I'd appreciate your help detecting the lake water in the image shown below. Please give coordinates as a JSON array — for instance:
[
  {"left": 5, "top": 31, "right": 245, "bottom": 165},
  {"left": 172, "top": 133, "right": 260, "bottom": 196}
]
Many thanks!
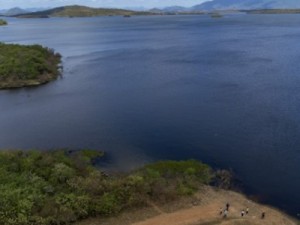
[{"left": 0, "top": 14, "right": 300, "bottom": 217}]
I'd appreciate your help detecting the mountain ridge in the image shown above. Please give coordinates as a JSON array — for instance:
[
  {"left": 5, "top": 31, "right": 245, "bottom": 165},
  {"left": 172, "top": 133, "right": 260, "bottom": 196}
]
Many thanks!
[
  {"left": 6, "top": 1, "right": 300, "bottom": 18},
  {"left": 15, "top": 5, "right": 152, "bottom": 18},
  {"left": 192, "top": 0, "right": 300, "bottom": 10}
]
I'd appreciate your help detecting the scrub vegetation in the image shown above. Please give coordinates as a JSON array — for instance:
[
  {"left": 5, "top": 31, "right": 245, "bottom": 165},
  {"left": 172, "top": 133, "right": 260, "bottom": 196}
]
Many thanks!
[
  {"left": 0, "top": 149, "right": 213, "bottom": 225},
  {"left": 0, "top": 19, "right": 7, "bottom": 25},
  {"left": 0, "top": 43, "right": 61, "bottom": 89}
]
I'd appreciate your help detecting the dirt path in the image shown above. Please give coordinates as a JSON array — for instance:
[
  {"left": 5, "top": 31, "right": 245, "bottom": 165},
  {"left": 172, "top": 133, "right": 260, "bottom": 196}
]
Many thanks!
[
  {"left": 132, "top": 187, "right": 298, "bottom": 225},
  {"left": 132, "top": 201, "right": 219, "bottom": 225}
]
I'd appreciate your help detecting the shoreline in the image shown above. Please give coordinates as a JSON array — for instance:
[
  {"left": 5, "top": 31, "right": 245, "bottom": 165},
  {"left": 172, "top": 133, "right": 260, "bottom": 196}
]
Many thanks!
[
  {"left": 96, "top": 157, "right": 299, "bottom": 220},
  {"left": 76, "top": 186, "right": 299, "bottom": 225},
  {"left": 0, "top": 74, "right": 59, "bottom": 89},
  {"left": 0, "top": 149, "right": 298, "bottom": 224}
]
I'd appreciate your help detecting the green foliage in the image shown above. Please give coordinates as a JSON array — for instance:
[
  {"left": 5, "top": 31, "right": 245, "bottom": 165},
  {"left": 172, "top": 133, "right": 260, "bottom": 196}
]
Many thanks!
[
  {"left": 0, "top": 43, "right": 61, "bottom": 88},
  {"left": 0, "top": 150, "right": 212, "bottom": 225},
  {"left": 135, "top": 160, "right": 212, "bottom": 202},
  {"left": 143, "top": 160, "right": 212, "bottom": 183},
  {"left": 0, "top": 19, "right": 7, "bottom": 26}
]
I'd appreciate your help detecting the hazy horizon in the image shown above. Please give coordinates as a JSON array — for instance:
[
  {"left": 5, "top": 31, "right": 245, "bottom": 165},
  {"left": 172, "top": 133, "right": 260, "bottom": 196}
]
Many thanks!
[{"left": 0, "top": 0, "right": 208, "bottom": 10}]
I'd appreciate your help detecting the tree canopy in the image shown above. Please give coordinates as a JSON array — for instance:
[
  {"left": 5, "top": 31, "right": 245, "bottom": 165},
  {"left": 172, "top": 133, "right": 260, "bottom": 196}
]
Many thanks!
[
  {"left": 0, "top": 43, "right": 61, "bottom": 89},
  {"left": 0, "top": 149, "right": 212, "bottom": 224}
]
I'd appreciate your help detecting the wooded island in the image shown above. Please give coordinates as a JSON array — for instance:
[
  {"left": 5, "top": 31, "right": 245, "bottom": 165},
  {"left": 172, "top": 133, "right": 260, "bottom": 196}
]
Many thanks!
[{"left": 0, "top": 43, "right": 61, "bottom": 89}]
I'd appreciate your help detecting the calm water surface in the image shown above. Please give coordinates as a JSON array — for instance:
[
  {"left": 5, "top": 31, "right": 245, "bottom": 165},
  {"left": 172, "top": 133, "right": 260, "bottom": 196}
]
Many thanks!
[{"left": 0, "top": 15, "right": 300, "bottom": 216}]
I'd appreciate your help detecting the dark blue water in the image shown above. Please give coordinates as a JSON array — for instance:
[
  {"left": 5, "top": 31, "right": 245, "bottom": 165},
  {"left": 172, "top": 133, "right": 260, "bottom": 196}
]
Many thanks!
[{"left": 0, "top": 14, "right": 300, "bottom": 217}]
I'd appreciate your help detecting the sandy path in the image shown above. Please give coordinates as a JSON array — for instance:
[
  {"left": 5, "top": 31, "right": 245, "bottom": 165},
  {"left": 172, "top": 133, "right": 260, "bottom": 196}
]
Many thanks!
[
  {"left": 132, "top": 188, "right": 298, "bottom": 225},
  {"left": 76, "top": 186, "right": 299, "bottom": 225},
  {"left": 132, "top": 202, "right": 219, "bottom": 225}
]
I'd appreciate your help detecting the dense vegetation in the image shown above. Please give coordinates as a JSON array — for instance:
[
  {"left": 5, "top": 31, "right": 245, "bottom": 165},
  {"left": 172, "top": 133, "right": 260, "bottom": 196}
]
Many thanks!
[
  {"left": 17, "top": 5, "right": 153, "bottom": 18},
  {"left": 0, "top": 150, "right": 212, "bottom": 225},
  {"left": 0, "top": 19, "right": 7, "bottom": 25},
  {"left": 246, "top": 9, "right": 300, "bottom": 14},
  {"left": 0, "top": 43, "right": 61, "bottom": 89}
]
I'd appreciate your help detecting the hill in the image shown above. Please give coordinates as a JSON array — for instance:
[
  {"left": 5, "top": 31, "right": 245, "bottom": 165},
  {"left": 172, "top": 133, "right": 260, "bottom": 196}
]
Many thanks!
[
  {"left": 162, "top": 6, "right": 188, "bottom": 13},
  {"left": 192, "top": 0, "right": 300, "bottom": 10},
  {"left": 2, "top": 7, "right": 28, "bottom": 16},
  {"left": 0, "top": 7, "right": 47, "bottom": 16},
  {"left": 16, "top": 5, "right": 152, "bottom": 18},
  {"left": 247, "top": 9, "right": 300, "bottom": 14}
]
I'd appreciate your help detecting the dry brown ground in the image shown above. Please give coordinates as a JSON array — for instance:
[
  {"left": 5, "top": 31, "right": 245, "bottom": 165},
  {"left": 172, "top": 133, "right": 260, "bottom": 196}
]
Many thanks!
[{"left": 76, "top": 186, "right": 299, "bottom": 225}]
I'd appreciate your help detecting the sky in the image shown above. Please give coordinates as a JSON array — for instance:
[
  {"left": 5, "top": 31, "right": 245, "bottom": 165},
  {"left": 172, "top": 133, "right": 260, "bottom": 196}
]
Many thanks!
[{"left": 0, "top": 0, "right": 209, "bottom": 9}]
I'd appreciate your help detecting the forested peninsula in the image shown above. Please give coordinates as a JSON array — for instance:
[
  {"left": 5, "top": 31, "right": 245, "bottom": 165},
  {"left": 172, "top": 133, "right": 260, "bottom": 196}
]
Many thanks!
[
  {"left": 0, "top": 149, "right": 212, "bottom": 224},
  {"left": 0, "top": 43, "right": 61, "bottom": 89},
  {"left": 0, "top": 149, "right": 297, "bottom": 225}
]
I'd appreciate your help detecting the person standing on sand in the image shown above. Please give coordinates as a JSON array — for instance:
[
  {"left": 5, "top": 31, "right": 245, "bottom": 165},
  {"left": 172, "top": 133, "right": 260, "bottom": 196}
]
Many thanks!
[
  {"left": 226, "top": 203, "right": 230, "bottom": 211},
  {"left": 241, "top": 210, "right": 245, "bottom": 217},
  {"left": 246, "top": 207, "right": 249, "bottom": 214},
  {"left": 261, "top": 212, "right": 265, "bottom": 219},
  {"left": 223, "top": 209, "right": 228, "bottom": 218}
]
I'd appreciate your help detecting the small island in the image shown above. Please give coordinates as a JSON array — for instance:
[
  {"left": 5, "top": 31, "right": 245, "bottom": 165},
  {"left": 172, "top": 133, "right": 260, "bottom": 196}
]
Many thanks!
[
  {"left": 210, "top": 12, "right": 223, "bottom": 18},
  {"left": 0, "top": 19, "right": 8, "bottom": 25},
  {"left": 0, "top": 43, "right": 62, "bottom": 89}
]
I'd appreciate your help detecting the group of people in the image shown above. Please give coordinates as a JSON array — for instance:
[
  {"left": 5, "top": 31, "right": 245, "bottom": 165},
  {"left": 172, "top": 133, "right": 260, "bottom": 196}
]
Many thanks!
[
  {"left": 219, "top": 203, "right": 230, "bottom": 218},
  {"left": 219, "top": 202, "right": 266, "bottom": 220},
  {"left": 240, "top": 207, "right": 249, "bottom": 217}
]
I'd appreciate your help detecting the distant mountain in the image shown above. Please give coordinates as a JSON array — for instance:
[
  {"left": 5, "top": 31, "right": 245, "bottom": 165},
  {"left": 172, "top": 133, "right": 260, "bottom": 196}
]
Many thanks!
[
  {"left": 148, "top": 8, "right": 164, "bottom": 14},
  {"left": 124, "top": 7, "right": 148, "bottom": 11},
  {"left": 192, "top": 0, "right": 300, "bottom": 10},
  {"left": 0, "top": 7, "right": 29, "bottom": 16},
  {"left": 162, "top": 6, "right": 188, "bottom": 12},
  {"left": 3, "top": 7, "right": 28, "bottom": 16},
  {"left": 148, "top": 6, "right": 191, "bottom": 14},
  {"left": 0, "top": 7, "right": 47, "bottom": 16},
  {"left": 16, "top": 5, "right": 152, "bottom": 18},
  {"left": 25, "top": 7, "right": 50, "bottom": 12}
]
